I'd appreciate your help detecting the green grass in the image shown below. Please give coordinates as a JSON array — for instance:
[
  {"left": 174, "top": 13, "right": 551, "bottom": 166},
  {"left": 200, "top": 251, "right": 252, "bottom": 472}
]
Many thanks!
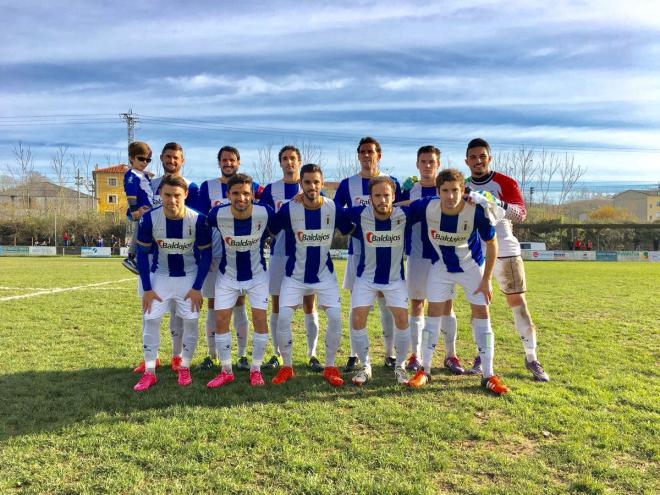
[{"left": 0, "top": 258, "right": 658, "bottom": 494}]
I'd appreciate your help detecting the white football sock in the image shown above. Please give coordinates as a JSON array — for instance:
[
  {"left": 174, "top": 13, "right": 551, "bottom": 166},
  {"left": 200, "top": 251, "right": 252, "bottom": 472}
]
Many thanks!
[
  {"left": 215, "top": 332, "right": 233, "bottom": 373},
  {"left": 394, "top": 327, "right": 411, "bottom": 369},
  {"left": 512, "top": 304, "right": 537, "bottom": 362},
  {"left": 251, "top": 332, "right": 269, "bottom": 370},
  {"left": 205, "top": 308, "right": 216, "bottom": 358},
  {"left": 143, "top": 317, "right": 162, "bottom": 372},
  {"left": 269, "top": 312, "right": 279, "bottom": 355},
  {"left": 441, "top": 312, "right": 458, "bottom": 357},
  {"left": 351, "top": 328, "right": 371, "bottom": 368},
  {"left": 324, "top": 307, "right": 342, "bottom": 367},
  {"left": 233, "top": 305, "right": 249, "bottom": 357},
  {"left": 169, "top": 314, "right": 183, "bottom": 357},
  {"left": 378, "top": 297, "right": 394, "bottom": 356},
  {"left": 181, "top": 318, "right": 199, "bottom": 368},
  {"left": 277, "top": 306, "right": 295, "bottom": 367},
  {"left": 409, "top": 315, "right": 424, "bottom": 357},
  {"left": 472, "top": 318, "right": 494, "bottom": 378},
  {"left": 422, "top": 316, "right": 441, "bottom": 371},
  {"left": 304, "top": 312, "right": 319, "bottom": 358}
]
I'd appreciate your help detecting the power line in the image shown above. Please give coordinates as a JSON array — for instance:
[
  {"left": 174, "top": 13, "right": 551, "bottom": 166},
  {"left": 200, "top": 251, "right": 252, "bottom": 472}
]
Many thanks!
[{"left": 2, "top": 112, "right": 660, "bottom": 154}]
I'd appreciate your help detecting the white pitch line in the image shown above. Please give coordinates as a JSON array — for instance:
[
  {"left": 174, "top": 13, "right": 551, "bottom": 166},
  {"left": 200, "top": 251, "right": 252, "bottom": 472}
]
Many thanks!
[{"left": 0, "top": 278, "right": 134, "bottom": 302}]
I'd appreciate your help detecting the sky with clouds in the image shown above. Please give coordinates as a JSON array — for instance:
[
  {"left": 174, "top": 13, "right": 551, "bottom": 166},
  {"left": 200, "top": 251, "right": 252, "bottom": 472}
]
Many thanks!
[{"left": 1, "top": 0, "right": 659, "bottom": 187}]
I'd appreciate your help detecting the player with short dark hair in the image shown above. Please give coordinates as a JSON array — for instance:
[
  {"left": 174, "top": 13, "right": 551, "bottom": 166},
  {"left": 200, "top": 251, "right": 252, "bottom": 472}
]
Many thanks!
[
  {"left": 259, "top": 146, "right": 321, "bottom": 372},
  {"left": 462, "top": 138, "right": 549, "bottom": 382},
  {"left": 333, "top": 137, "right": 403, "bottom": 373},
  {"left": 271, "top": 164, "right": 354, "bottom": 387},
  {"left": 407, "top": 169, "right": 509, "bottom": 394},
  {"left": 133, "top": 174, "right": 212, "bottom": 391},
  {"left": 205, "top": 174, "right": 277, "bottom": 388},
  {"left": 195, "top": 146, "right": 264, "bottom": 372}
]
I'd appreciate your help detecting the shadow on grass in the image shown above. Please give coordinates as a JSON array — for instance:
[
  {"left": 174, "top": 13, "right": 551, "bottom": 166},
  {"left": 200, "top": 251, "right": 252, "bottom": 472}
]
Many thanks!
[{"left": 0, "top": 364, "right": 501, "bottom": 440}]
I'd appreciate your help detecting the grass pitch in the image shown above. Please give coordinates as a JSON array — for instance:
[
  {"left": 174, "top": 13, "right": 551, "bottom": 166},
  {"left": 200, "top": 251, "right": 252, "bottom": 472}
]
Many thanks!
[{"left": 0, "top": 257, "right": 658, "bottom": 494}]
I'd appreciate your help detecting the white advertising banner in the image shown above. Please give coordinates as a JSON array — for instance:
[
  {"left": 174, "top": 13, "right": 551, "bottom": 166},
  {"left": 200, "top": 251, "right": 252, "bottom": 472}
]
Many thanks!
[
  {"left": 647, "top": 251, "right": 660, "bottom": 262},
  {"left": 120, "top": 247, "right": 129, "bottom": 257},
  {"left": 617, "top": 251, "right": 644, "bottom": 261},
  {"left": 81, "top": 247, "right": 112, "bottom": 258},
  {"left": 529, "top": 250, "right": 555, "bottom": 261},
  {"left": 29, "top": 246, "right": 57, "bottom": 256}
]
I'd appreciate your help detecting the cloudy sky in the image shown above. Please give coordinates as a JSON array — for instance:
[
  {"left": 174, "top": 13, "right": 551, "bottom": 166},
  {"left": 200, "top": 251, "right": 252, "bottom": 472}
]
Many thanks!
[{"left": 1, "top": 0, "right": 659, "bottom": 187}]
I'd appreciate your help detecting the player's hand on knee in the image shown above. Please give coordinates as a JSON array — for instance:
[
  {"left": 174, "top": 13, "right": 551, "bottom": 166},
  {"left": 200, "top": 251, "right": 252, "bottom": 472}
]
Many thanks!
[
  {"left": 474, "top": 279, "right": 492, "bottom": 304},
  {"left": 142, "top": 290, "right": 162, "bottom": 314},
  {"left": 185, "top": 289, "right": 203, "bottom": 312}
]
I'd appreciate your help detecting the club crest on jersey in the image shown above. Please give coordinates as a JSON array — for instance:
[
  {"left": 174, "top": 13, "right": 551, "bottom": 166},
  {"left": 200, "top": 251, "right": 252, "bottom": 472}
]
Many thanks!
[
  {"left": 429, "top": 229, "right": 469, "bottom": 247},
  {"left": 296, "top": 229, "right": 333, "bottom": 246},
  {"left": 188, "top": 225, "right": 193, "bottom": 236},
  {"left": 365, "top": 231, "right": 402, "bottom": 247},
  {"left": 462, "top": 220, "right": 469, "bottom": 231}
]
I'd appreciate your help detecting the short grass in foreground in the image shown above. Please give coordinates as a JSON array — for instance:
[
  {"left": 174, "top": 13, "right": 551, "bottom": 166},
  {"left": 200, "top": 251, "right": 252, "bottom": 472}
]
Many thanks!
[{"left": 0, "top": 257, "right": 658, "bottom": 494}]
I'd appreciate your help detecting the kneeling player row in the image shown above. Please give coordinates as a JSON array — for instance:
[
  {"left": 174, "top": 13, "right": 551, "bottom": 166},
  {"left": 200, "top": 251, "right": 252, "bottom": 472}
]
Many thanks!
[{"left": 133, "top": 165, "right": 519, "bottom": 395}]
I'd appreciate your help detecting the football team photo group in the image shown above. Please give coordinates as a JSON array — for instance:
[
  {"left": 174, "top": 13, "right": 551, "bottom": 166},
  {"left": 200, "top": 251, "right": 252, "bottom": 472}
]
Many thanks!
[{"left": 124, "top": 136, "right": 550, "bottom": 395}]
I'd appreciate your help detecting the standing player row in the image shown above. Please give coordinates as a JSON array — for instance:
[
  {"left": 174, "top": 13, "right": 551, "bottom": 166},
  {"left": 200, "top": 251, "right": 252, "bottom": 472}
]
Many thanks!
[{"left": 126, "top": 138, "right": 549, "bottom": 393}]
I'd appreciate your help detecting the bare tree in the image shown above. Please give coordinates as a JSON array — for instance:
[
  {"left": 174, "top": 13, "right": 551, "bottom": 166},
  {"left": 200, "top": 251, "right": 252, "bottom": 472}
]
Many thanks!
[
  {"left": 492, "top": 148, "right": 536, "bottom": 203},
  {"left": 297, "top": 141, "right": 324, "bottom": 166},
  {"left": 558, "top": 153, "right": 587, "bottom": 205},
  {"left": 51, "top": 145, "right": 70, "bottom": 187},
  {"left": 535, "top": 148, "right": 561, "bottom": 204},
  {"left": 332, "top": 148, "right": 360, "bottom": 181},
  {"left": 9, "top": 141, "right": 35, "bottom": 214},
  {"left": 252, "top": 143, "right": 276, "bottom": 186}
]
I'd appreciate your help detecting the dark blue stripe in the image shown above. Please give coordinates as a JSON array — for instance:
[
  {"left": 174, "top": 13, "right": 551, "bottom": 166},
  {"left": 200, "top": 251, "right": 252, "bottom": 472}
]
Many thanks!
[
  {"left": 439, "top": 214, "right": 462, "bottom": 273},
  {"left": 374, "top": 217, "right": 391, "bottom": 284},
  {"left": 235, "top": 216, "right": 253, "bottom": 281},
  {"left": 166, "top": 217, "right": 186, "bottom": 276},
  {"left": 304, "top": 208, "right": 321, "bottom": 283}
]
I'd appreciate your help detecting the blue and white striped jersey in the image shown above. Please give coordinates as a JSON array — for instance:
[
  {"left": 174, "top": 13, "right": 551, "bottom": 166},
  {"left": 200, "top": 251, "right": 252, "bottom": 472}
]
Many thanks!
[
  {"left": 137, "top": 206, "right": 212, "bottom": 277},
  {"left": 402, "top": 182, "right": 438, "bottom": 258},
  {"left": 123, "top": 168, "right": 153, "bottom": 218},
  {"left": 207, "top": 204, "right": 276, "bottom": 281},
  {"left": 410, "top": 197, "right": 496, "bottom": 273},
  {"left": 151, "top": 175, "right": 199, "bottom": 209},
  {"left": 333, "top": 173, "right": 402, "bottom": 255},
  {"left": 350, "top": 205, "right": 407, "bottom": 284},
  {"left": 259, "top": 179, "right": 301, "bottom": 257},
  {"left": 277, "top": 198, "right": 353, "bottom": 284}
]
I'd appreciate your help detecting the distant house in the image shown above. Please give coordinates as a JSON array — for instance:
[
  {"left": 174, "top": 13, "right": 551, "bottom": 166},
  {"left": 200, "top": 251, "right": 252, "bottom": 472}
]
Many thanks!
[
  {"left": 93, "top": 164, "right": 129, "bottom": 216},
  {"left": 613, "top": 189, "right": 660, "bottom": 222},
  {"left": 0, "top": 179, "right": 94, "bottom": 216}
]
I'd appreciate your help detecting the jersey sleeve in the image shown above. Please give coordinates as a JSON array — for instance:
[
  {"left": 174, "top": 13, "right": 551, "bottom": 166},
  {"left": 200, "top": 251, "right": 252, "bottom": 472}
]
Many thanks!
[
  {"left": 275, "top": 203, "right": 292, "bottom": 233},
  {"left": 206, "top": 206, "right": 219, "bottom": 230},
  {"left": 195, "top": 214, "right": 212, "bottom": 248},
  {"left": 124, "top": 171, "right": 139, "bottom": 208},
  {"left": 403, "top": 197, "right": 426, "bottom": 224},
  {"left": 475, "top": 205, "right": 496, "bottom": 242},
  {"left": 496, "top": 173, "right": 527, "bottom": 222},
  {"left": 197, "top": 181, "right": 212, "bottom": 214},
  {"left": 136, "top": 212, "right": 154, "bottom": 245},
  {"left": 259, "top": 184, "right": 274, "bottom": 208},
  {"left": 265, "top": 205, "right": 280, "bottom": 235},
  {"left": 186, "top": 182, "right": 200, "bottom": 209},
  {"left": 333, "top": 179, "right": 350, "bottom": 208},
  {"left": 391, "top": 176, "right": 403, "bottom": 203},
  {"left": 334, "top": 206, "right": 354, "bottom": 235}
]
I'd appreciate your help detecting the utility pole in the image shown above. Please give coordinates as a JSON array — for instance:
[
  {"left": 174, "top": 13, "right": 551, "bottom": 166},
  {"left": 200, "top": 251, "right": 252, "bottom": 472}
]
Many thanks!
[{"left": 120, "top": 109, "right": 138, "bottom": 160}]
